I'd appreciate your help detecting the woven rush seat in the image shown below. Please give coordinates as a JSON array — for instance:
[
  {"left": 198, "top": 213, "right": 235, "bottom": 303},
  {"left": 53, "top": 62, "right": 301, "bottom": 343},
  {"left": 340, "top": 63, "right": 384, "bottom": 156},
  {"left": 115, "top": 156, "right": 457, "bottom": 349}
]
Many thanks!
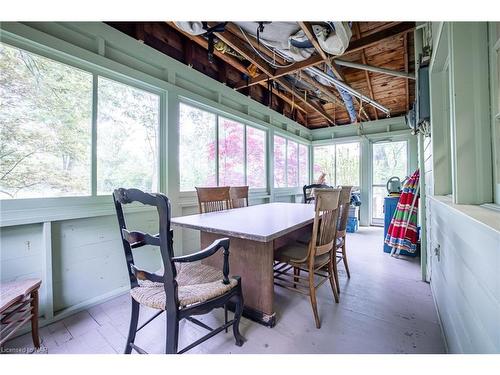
[
  {"left": 274, "top": 241, "right": 332, "bottom": 268},
  {"left": 130, "top": 262, "right": 238, "bottom": 309}
]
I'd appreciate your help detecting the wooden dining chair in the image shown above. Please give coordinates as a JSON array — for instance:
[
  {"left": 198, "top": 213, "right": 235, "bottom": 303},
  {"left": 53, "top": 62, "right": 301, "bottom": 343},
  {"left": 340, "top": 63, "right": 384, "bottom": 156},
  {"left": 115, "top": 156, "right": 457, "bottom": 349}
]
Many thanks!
[
  {"left": 113, "top": 188, "right": 245, "bottom": 354},
  {"left": 302, "top": 184, "right": 333, "bottom": 204},
  {"left": 229, "top": 186, "right": 249, "bottom": 208},
  {"left": 334, "top": 186, "right": 353, "bottom": 293},
  {"left": 195, "top": 186, "right": 231, "bottom": 213},
  {"left": 0, "top": 279, "right": 42, "bottom": 350},
  {"left": 273, "top": 188, "right": 342, "bottom": 329}
]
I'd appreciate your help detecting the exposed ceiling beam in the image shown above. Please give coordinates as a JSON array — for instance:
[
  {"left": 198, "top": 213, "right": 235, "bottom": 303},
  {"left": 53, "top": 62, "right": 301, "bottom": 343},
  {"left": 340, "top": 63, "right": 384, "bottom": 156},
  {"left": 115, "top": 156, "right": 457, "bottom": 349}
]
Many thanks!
[
  {"left": 166, "top": 22, "right": 308, "bottom": 114},
  {"left": 297, "top": 22, "right": 344, "bottom": 80},
  {"left": 342, "top": 22, "right": 416, "bottom": 56},
  {"left": 210, "top": 23, "right": 275, "bottom": 77},
  {"left": 354, "top": 22, "right": 376, "bottom": 120},
  {"left": 167, "top": 23, "right": 304, "bottom": 112},
  {"left": 209, "top": 24, "right": 335, "bottom": 125},
  {"left": 234, "top": 55, "right": 323, "bottom": 90},
  {"left": 235, "top": 22, "right": 415, "bottom": 90},
  {"left": 404, "top": 33, "right": 410, "bottom": 112}
]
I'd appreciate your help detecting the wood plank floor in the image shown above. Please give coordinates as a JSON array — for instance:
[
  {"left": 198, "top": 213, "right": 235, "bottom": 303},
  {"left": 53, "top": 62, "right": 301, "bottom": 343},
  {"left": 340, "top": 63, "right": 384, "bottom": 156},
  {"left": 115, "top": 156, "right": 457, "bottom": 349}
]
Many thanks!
[{"left": 4, "top": 227, "right": 446, "bottom": 354}]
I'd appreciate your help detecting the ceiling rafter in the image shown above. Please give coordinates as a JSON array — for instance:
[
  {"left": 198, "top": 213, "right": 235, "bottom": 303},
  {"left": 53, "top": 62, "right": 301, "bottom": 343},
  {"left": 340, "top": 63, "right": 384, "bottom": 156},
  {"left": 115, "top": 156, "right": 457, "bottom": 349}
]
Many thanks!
[
  {"left": 234, "top": 22, "right": 415, "bottom": 90},
  {"left": 208, "top": 23, "right": 336, "bottom": 125},
  {"left": 354, "top": 22, "right": 377, "bottom": 120},
  {"left": 166, "top": 22, "right": 308, "bottom": 114}
]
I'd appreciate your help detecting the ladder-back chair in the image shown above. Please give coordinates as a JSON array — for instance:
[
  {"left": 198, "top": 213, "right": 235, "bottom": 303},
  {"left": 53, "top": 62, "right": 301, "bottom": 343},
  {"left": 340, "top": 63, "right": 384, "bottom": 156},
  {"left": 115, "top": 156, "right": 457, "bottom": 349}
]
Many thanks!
[
  {"left": 196, "top": 186, "right": 231, "bottom": 213},
  {"left": 273, "top": 188, "right": 342, "bottom": 329},
  {"left": 334, "top": 186, "right": 353, "bottom": 293},
  {"left": 113, "top": 188, "right": 245, "bottom": 354},
  {"left": 302, "top": 184, "right": 333, "bottom": 204},
  {"left": 229, "top": 186, "right": 249, "bottom": 208}
]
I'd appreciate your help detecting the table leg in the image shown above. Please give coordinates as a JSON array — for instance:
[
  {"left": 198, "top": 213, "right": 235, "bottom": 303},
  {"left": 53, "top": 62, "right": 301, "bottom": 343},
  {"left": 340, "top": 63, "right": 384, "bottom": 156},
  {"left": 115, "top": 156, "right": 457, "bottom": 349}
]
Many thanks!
[{"left": 201, "top": 232, "right": 276, "bottom": 327}]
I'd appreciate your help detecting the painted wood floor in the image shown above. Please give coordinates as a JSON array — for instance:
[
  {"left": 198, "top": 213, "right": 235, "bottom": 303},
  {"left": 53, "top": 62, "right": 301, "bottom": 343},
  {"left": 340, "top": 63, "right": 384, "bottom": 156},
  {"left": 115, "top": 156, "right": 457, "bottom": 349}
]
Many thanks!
[{"left": 5, "top": 227, "right": 446, "bottom": 354}]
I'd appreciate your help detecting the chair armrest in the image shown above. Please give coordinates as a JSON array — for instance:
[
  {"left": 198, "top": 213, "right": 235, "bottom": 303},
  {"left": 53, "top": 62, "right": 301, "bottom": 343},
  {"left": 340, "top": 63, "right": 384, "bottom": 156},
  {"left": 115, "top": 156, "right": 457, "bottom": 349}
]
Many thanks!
[
  {"left": 172, "top": 238, "right": 231, "bottom": 284},
  {"left": 130, "top": 264, "right": 163, "bottom": 283}
]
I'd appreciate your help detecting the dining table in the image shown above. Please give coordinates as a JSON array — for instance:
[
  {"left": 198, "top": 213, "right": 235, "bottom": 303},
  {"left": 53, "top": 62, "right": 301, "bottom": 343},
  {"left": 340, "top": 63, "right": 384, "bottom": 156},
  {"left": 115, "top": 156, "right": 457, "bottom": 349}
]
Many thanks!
[{"left": 171, "top": 202, "right": 316, "bottom": 327}]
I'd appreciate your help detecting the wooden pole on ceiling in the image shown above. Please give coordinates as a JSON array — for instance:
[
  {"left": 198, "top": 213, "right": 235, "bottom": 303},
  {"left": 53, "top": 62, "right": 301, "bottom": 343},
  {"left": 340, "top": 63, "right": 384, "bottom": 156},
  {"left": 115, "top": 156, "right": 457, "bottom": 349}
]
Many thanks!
[
  {"left": 404, "top": 33, "right": 410, "bottom": 113},
  {"left": 354, "top": 22, "right": 377, "bottom": 120}
]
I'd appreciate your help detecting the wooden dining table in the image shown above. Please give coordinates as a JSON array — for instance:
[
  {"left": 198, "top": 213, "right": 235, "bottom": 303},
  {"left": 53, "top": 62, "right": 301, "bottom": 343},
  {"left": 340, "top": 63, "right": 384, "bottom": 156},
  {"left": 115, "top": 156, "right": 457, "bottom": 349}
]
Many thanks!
[{"left": 171, "top": 202, "right": 315, "bottom": 327}]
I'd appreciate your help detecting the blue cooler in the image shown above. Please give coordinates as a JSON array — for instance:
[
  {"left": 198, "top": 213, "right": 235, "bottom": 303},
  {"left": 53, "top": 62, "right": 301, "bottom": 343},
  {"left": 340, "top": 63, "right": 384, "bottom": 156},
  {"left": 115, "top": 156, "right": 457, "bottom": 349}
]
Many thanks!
[{"left": 383, "top": 195, "right": 417, "bottom": 257}]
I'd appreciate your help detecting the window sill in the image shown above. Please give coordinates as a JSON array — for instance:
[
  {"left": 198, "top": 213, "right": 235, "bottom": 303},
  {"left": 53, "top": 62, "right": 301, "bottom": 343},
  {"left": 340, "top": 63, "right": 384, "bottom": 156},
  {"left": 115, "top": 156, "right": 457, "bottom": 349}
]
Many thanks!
[
  {"left": 429, "top": 195, "right": 500, "bottom": 233},
  {"left": 0, "top": 196, "right": 155, "bottom": 227}
]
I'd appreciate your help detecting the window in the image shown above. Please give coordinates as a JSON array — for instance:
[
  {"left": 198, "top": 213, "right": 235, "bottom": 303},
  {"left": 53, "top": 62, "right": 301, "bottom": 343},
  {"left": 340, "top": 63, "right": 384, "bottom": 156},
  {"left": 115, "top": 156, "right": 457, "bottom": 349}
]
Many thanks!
[
  {"left": 371, "top": 141, "right": 408, "bottom": 223},
  {"left": 0, "top": 43, "right": 161, "bottom": 200},
  {"left": 287, "top": 140, "right": 299, "bottom": 187},
  {"left": 179, "top": 103, "right": 217, "bottom": 191},
  {"left": 0, "top": 42, "right": 92, "bottom": 199},
  {"left": 246, "top": 126, "right": 266, "bottom": 188},
  {"left": 97, "top": 77, "right": 159, "bottom": 194},
  {"left": 273, "top": 135, "right": 308, "bottom": 188},
  {"left": 179, "top": 103, "right": 267, "bottom": 191},
  {"left": 313, "top": 142, "right": 360, "bottom": 187},
  {"left": 218, "top": 117, "right": 245, "bottom": 186}
]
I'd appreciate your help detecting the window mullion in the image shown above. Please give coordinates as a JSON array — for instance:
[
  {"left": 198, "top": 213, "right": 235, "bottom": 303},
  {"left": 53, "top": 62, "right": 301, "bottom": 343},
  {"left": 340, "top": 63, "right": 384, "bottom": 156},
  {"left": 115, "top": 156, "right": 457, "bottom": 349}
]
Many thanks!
[
  {"left": 91, "top": 74, "right": 98, "bottom": 196},
  {"left": 244, "top": 125, "right": 248, "bottom": 186},
  {"left": 215, "top": 114, "right": 219, "bottom": 187}
]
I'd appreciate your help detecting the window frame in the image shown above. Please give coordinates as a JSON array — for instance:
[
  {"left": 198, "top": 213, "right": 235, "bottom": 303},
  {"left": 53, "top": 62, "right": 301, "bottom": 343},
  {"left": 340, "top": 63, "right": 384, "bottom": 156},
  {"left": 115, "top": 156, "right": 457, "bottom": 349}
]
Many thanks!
[
  {"left": 273, "top": 133, "right": 310, "bottom": 190},
  {"left": 0, "top": 40, "right": 166, "bottom": 209},
  {"left": 178, "top": 100, "right": 269, "bottom": 193}
]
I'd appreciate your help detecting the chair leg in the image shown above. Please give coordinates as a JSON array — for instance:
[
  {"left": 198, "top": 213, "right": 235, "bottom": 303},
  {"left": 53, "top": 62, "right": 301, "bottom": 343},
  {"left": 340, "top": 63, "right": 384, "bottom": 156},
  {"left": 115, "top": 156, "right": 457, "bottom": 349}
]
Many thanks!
[
  {"left": 308, "top": 271, "right": 321, "bottom": 329},
  {"left": 30, "top": 289, "right": 40, "bottom": 349},
  {"left": 342, "top": 243, "right": 351, "bottom": 278},
  {"left": 333, "top": 249, "right": 341, "bottom": 294},
  {"left": 232, "top": 286, "right": 245, "bottom": 347},
  {"left": 328, "top": 259, "right": 339, "bottom": 303},
  {"left": 124, "top": 298, "right": 140, "bottom": 354},
  {"left": 224, "top": 303, "right": 228, "bottom": 333},
  {"left": 165, "top": 311, "right": 179, "bottom": 354}
]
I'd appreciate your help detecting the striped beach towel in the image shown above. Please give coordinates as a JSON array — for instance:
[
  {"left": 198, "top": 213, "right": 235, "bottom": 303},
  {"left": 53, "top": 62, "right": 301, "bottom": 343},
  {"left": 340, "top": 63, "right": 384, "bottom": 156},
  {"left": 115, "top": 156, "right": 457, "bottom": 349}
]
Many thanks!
[{"left": 384, "top": 169, "right": 420, "bottom": 254}]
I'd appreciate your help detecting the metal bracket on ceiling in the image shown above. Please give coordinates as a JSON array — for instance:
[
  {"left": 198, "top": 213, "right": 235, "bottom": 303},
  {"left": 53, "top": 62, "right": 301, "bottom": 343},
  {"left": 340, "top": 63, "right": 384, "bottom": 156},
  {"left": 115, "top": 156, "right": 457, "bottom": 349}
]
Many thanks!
[{"left": 201, "top": 22, "right": 228, "bottom": 63}]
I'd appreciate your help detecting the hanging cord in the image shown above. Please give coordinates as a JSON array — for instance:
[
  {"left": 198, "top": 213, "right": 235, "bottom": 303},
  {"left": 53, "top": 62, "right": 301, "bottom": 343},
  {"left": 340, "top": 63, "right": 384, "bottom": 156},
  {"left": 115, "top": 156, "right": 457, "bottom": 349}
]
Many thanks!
[{"left": 238, "top": 25, "right": 295, "bottom": 68}]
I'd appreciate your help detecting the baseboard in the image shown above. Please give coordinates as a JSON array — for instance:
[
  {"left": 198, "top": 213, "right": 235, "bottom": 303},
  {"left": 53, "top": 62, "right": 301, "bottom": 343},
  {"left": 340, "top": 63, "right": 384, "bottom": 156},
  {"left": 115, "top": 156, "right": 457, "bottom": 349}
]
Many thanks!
[{"left": 430, "top": 281, "right": 450, "bottom": 353}]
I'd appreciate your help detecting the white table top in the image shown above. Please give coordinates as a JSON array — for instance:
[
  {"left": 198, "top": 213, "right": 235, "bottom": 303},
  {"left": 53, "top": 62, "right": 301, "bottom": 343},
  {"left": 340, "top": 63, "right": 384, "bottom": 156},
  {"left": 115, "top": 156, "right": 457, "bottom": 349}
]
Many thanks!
[{"left": 171, "top": 202, "right": 315, "bottom": 242}]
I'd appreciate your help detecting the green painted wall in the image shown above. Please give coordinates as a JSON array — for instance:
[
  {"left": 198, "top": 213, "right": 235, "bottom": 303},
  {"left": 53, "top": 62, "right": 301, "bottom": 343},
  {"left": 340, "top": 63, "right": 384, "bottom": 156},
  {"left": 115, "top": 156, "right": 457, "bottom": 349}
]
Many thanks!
[{"left": 424, "top": 22, "right": 500, "bottom": 353}]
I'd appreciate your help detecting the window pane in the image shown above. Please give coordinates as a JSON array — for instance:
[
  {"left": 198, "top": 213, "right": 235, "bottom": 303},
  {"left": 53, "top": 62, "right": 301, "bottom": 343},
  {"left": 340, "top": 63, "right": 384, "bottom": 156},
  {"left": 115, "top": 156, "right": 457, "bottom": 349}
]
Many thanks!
[
  {"left": 336, "top": 142, "right": 360, "bottom": 186},
  {"left": 0, "top": 43, "right": 92, "bottom": 199},
  {"left": 372, "top": 141, "right": 408, "bottom": 185},
  {"left": 287, "top": 140, "right": 299, "bottom": 187},
  {"left": 313, "top": 145, "right": 335, "bottom": 186},
  {"left": 218, "top": 117, "right": 244, "bottom": 186},
  {"left": 273, "top": 135, "right": 286, "bottom": 187},
  {"left": 179, "top": 103, "right": 216, "bottom": 191},
  {"left": 97, "top": 77, "right": 159, "bottom": 194},
  {"left": 247, "top": 126, "right": 266, "bottom": 188},
  {"left": 299, "top": 144, "right": 309, "bottom": 187},
  {"left": 372, "top": 186, "right": 387, "bottom": 220}
]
